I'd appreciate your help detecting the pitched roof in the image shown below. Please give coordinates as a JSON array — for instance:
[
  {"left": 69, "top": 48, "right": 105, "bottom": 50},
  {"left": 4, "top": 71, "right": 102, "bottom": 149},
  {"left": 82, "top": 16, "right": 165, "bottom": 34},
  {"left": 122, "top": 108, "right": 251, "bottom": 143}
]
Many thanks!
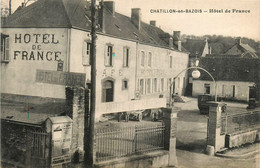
[
  {"left": 197, "top": 57, "right": 260, "bottom": 82},
  {"left": 182, "top": 39, "right": 207, "bottom": 57},
  {"left": 224, "top": 42, "right": 258, "bottom": 58},
  {"left": 2, "top": 0, "right": 188, "bottom": 52}
]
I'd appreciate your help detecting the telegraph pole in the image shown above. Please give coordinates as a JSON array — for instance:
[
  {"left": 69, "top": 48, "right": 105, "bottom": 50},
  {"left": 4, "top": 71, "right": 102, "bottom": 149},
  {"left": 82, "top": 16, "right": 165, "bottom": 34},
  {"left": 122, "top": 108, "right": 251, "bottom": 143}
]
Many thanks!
[{"left": 86, "top": 0, "right": 97, "bottom": 166}]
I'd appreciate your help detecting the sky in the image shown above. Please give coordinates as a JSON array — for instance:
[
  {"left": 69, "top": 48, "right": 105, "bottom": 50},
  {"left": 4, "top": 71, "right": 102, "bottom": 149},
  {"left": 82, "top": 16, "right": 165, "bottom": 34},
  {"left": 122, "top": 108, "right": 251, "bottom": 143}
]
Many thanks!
[{"left": 1, "top": 0, "right": 260, "bottom": 41}]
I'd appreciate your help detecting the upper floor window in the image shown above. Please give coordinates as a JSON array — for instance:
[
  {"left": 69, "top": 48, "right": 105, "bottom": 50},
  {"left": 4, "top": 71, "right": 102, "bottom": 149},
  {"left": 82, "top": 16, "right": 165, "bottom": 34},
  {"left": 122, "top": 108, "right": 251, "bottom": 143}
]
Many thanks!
[
  {"left": 1, "top": 34, "right": 9, "bottom": 62},
  {"left": 123, "top": 47, "right": 129, "bottom": 67},
  {"left": 169, "top": 56, "right": 173, "bottom": 68},
  {"left": 105, "top": 45, "right": 113, "bottom": 66},
  {"left": 82, "top": 41, "right": 91, "bottom": 66},
  {"left": 148, "top": 52, "right": 152, "bottom": 67},
  {"left": 141, "top": 51, "right": 145, "bottom": 67}
]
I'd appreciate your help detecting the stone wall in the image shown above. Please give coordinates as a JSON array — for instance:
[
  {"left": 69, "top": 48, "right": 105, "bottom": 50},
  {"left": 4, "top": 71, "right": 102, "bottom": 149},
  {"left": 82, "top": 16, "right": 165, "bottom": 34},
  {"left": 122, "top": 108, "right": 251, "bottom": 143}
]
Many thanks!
[{"left": 65, "top": 87, "right": 86, "bottom": 163}]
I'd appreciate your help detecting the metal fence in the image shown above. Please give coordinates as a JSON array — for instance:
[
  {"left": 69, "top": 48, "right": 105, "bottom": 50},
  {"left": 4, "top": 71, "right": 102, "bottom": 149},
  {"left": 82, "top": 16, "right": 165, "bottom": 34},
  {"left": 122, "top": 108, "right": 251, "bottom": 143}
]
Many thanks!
[
  {"left": 27, "top": 130, "right": 51, "bottom": 168},
  {"left": 95, "top": 123, "right": 165, "bottom": 162},
  {"left": 221, "top": 110, "right": 260, "bottom": 135}
]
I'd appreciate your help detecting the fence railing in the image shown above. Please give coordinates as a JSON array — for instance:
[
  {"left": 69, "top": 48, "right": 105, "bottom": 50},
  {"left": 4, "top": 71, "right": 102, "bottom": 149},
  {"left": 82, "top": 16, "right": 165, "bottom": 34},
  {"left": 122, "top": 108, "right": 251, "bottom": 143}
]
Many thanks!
[
  {"left": 221, "top": 110, "right": 260, "bottom": 135},
  {"left": 95, "top": 123, "right": 165, "bottom": 162}
]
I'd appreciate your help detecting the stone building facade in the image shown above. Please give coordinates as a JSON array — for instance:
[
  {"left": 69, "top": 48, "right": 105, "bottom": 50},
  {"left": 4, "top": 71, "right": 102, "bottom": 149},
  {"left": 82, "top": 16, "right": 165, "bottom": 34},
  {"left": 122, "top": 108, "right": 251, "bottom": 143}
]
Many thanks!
[{"left": 1, "top": 0, "right": 189, "bottom": 118}]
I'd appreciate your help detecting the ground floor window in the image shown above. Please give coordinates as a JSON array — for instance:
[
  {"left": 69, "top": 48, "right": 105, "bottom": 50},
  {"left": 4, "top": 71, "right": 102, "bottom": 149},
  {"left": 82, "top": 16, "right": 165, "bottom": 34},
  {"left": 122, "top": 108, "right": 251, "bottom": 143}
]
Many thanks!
[
  {"left": 204, "top": 84, "right": 210, "bottom": 94},
  {"left": 232, "top": 85, "right": 236, "bottom": 98}
]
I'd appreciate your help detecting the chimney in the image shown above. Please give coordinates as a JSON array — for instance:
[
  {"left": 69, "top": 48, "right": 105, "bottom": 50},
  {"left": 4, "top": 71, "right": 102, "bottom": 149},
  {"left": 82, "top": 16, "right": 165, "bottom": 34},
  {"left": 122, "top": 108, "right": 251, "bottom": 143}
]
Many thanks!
[
  {"left": 173, "top": 31, "right": 182, "bottom": 51},
  {"left": 150, "top": 20, "right": 156, "bottom": 26},
  {"left": 104, "top": 1, "right": 115, "bottom": 16},
  {"left": 169, "top": 37, "right": 173, "bottom": 48},
  {"left": 178, "top": 41, "right": 182, "bottom": 51},
  {"left": 131, "top": 8, "right": 141, "bottom": 30},
  {"left": 98, "top": 1, "right": 105, "bottom": 33},
  {"left": 237, "top": 38, "right": 242, "bottom": 45}
]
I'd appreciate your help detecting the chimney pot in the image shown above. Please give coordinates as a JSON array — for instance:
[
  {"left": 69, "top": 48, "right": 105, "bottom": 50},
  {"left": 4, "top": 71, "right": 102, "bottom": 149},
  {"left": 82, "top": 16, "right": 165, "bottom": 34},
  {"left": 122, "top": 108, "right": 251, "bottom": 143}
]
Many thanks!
[
  {"left": 150, "top": 20, "right": 156, "bottom": 26},
  {"left": 131, "top": 8, "right": 141, "bottom": 30},
  {"left": 237, "top": 38, "right": 242, "bottom": 45}
]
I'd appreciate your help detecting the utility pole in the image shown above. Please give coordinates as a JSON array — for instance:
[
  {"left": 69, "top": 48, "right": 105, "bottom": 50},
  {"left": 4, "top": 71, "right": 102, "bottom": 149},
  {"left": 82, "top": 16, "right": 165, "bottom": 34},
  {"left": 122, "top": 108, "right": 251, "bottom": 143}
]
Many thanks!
[{"left": 85, "top": 0, "right": 97, "bottom": 166}]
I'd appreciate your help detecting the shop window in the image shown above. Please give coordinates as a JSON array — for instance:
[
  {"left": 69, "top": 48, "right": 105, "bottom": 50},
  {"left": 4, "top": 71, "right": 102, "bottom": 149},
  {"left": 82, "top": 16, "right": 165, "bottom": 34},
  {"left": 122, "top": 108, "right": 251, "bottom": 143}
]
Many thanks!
[
  {"left": 153, "top": 78, "right": 157, "bottom": 92},
  {"left": 82, "top": 41, "right": 91, "bottom": 65},
  {"left": 148, "top": 52, "right": 152, "bottom": 67},
  {"left": 102, "top": 80, "right": 114, "bottom": 102},
  {"left": 141, "top": 51, "right": 145, "bottom": 67},
  {"left": 123, "top": 47, "right": 129, "bottom": 67},
  {"left": 1, "top": 34, "right": 9, "bottom": 62},
  {"left": 146, "top": 79, "right": 151, "bottom": 94},
  {"left": 232, "top": 85, "right": 236, "bottom": 97},
  {"left": 204, "top": 84, "right": 210, "bottom": 94},
  {"left": 122, "top": 80, "right": 128, "bottom": 90},
  {"left": 169, "top": 56, "right": 172, "bottom": 68},
  {"left": 161, "top": 78, "right": 164, "bottom": 92},
  {"left": 140, "top": 79, "right": 144, "bottom": 95},
  {"left": 105, "top": 45, "right": 113, "bottom": 66}
]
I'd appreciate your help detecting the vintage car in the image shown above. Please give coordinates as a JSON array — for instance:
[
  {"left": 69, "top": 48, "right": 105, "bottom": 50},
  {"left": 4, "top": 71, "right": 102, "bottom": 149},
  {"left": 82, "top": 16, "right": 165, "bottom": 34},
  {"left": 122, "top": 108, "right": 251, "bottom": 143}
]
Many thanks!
[{"left": 198, "top": 94, "right": 226, "bottom": 114}]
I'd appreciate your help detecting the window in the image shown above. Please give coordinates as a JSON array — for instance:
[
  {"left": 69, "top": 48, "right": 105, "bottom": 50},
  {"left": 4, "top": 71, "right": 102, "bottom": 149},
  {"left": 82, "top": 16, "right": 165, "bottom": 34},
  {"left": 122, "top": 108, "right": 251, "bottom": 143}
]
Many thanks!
[
  {"left": 204, "top": 84, "right": 210, "bottom": 94},
  {"left": 222, "top": 85, "right": 225, "bottom": 96},
  {"left": 141, "top": 51, "right": 145, "bottom": 67},
  {"left": 82, "top": 41, "right": 91, "bottom": 65},
  {"left": 161, "top": 78, "right": 164, "bottom": 92},
  {"left": 153, "top": 78, "right": 157, "bottom": 92},
  {"left": 1, "top": 34, "right": 9, "bottom": 62},
  {"left": 232, "top": 85, "right": 236, "bottom": 97},
  {"left": 122, "top": 80, "right": 128, "bottom": 90},
  {"left": 177, "top": 77, "right": 180, "bottom": 88},
  {"left": 102, "top": 80, "right": 114, "bottom": 102},
  {"left": 148, "top": 52, "right": 152, "bottom": 67},
  {"left": 146, "top": 79, "right": 151, "bottom": 94},
  {"left": 168, "top": 78, "right": 172, "bottom": 91},
  {"left": 169, "top": 56, "right": 172, "bottom": 68},
  {"left": 123, "top": 47, "right": 129, "bottom": 67},
  {"left": 140, "top": 79, "right": 144, "bottom": 95},
  {"left": 105, "top": 45, "right": 113, "bottom": 66}
]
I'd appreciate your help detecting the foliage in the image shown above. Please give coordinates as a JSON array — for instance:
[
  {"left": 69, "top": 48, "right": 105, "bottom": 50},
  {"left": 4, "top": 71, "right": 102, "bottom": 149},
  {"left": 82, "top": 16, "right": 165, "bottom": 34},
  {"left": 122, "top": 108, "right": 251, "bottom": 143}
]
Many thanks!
[{"left": 181, "top": 34, "right": 260, "bottom": 54}]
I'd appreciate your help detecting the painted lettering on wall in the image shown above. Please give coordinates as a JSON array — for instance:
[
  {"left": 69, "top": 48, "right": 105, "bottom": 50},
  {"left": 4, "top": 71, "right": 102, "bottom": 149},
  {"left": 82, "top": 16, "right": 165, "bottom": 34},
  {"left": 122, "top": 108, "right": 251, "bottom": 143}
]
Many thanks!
[
  {"left": 13, "top": 33, "right": 63, "bottom": 61},
  {"left": 102, "top": 69, "right": 124, "bottom": 77}
]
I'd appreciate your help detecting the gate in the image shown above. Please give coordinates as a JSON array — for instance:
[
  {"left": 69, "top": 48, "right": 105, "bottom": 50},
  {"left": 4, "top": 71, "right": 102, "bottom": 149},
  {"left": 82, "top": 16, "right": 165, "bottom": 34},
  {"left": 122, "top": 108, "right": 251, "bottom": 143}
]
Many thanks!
[{"left": 27, "top": 130, "right": 51, "bottom": 168}]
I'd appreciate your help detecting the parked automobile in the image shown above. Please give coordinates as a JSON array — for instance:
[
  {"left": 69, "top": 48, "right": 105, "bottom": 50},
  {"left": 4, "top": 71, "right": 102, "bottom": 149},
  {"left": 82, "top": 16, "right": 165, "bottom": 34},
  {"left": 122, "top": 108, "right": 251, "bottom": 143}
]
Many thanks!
[{"left": 198, "top": 94, "right": 225, "bottom": 114}]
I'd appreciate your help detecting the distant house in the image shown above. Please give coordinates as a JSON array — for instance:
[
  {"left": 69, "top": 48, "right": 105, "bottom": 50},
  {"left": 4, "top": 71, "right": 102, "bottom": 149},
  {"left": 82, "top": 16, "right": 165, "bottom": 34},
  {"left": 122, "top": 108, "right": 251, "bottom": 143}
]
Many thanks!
[
  {"left": 192, "top": 57, "right": 259, "bottom": 102},
  {"left": 224, "top": 38, "right": 258, "bottom": 58},
  {"left": 182, "top": 38, "right": 211, "bottom": 95}
]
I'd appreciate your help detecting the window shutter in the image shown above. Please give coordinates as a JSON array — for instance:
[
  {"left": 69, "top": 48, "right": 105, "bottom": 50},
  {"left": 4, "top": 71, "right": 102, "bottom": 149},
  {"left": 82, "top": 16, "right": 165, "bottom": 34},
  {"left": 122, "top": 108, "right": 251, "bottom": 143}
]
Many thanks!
[{"left": 5, "top": 37, "right": 9, "bottom": 61}]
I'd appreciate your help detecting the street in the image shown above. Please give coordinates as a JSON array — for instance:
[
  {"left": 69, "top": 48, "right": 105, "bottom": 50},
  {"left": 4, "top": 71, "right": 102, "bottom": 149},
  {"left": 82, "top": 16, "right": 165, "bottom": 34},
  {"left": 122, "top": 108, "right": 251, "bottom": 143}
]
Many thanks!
[{"left": 174, "top": 98, "right": 259, "bottom": 168}]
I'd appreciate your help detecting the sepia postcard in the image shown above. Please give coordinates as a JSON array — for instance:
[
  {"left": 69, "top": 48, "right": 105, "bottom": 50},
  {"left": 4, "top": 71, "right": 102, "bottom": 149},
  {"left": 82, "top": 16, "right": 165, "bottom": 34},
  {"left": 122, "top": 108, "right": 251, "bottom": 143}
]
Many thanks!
[{"left": 1, "top": 0, "right": 259, "bottom": 168}]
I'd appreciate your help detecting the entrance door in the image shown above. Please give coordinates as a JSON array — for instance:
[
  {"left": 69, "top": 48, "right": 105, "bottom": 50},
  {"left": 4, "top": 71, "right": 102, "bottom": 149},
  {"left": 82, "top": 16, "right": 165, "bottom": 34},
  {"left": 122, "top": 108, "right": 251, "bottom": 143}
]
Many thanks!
[{"left": 103, "top": 80, "right": 114, "bottom": 102}]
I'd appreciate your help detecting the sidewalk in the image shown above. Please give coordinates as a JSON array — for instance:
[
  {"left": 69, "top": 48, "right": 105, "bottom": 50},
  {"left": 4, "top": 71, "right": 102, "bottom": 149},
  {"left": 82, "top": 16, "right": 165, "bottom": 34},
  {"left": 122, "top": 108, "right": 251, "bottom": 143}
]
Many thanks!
[{"left": 216, "top": 142, "right": 260, "bottom": 159}]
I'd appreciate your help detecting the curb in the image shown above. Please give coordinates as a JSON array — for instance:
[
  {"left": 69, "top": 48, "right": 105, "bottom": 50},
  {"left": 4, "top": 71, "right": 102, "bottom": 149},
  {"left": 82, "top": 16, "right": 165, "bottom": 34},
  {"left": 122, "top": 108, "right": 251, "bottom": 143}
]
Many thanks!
[{"left": 215, "top": 149, "right": 260, "bottom": 159}]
